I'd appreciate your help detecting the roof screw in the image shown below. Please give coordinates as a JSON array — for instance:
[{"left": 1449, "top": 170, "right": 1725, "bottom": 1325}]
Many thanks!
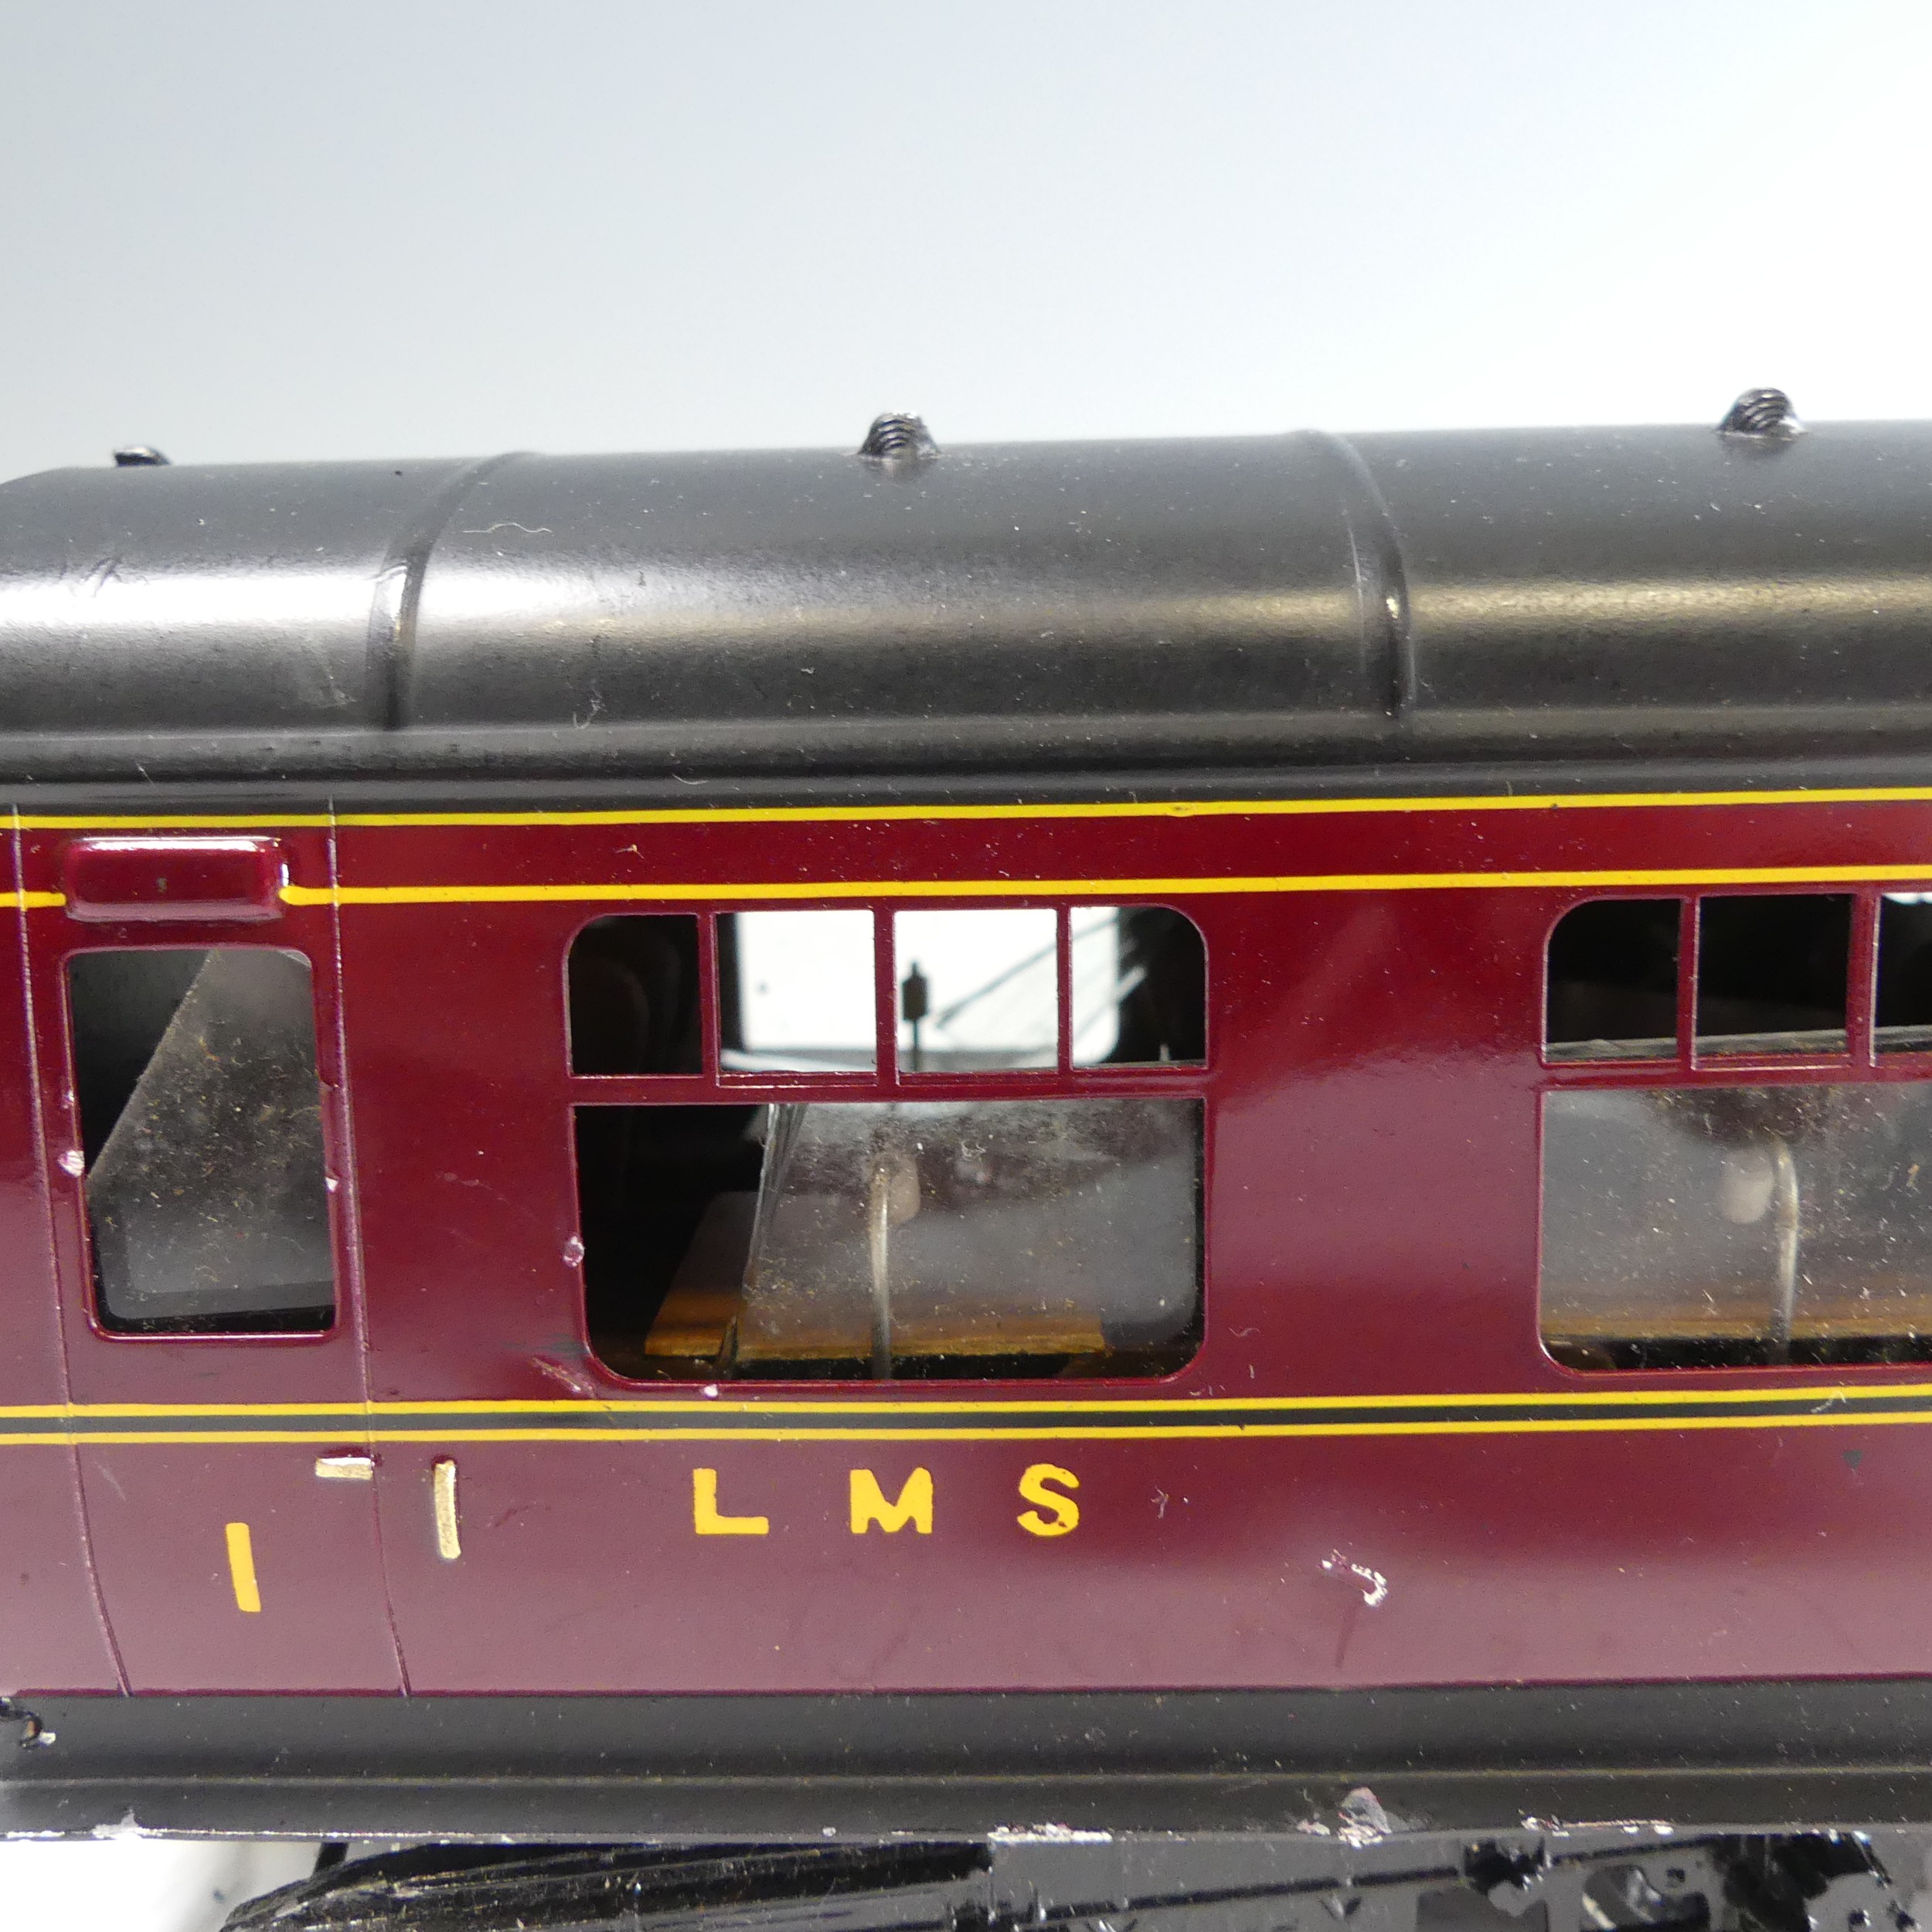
[
  {"left": 1718, "top": 389, "right": 1804, "bottom": 439},
  {"left": 111, "top": 446, "right": 170, "bottom": 467},
  {"left": 857, "top": 413, "right": 938, "bottom": 463}
]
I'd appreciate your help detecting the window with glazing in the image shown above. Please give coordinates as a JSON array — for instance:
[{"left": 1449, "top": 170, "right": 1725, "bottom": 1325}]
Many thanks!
[
  {"left": 566, "top": 905, "right": 1208, "bottom": 1382},
  {"left": 1541, "top": 890, "right": 1932, "bottom": 1369}
]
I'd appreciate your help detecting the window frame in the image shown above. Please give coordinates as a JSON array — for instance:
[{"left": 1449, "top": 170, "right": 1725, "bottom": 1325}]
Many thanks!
[
  {"left": 564, "top": 897, "right": 1211, "bottom": 1103},
  {"left": 57, "top": 939, "right": 347, "bottom": 1345},
  {"left": 564, "top": 896, "right": 1212, "bottom": 1386},
  {"left": 1537, "top": 880, "right": 1932, "bottom": 1377},
  {"left": 1541, "top": 886, "right": 1898, "bottom": 1080}
]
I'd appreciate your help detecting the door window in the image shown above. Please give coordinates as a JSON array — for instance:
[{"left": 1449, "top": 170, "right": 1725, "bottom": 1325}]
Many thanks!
[{"left": 68, "top": 948, "right": 335, "bottom": 1334}]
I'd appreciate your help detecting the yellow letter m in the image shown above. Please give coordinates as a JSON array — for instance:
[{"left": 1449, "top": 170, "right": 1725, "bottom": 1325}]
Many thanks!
[{"left": 849, "top": 1466, "right": 934, "bottom": 1535}]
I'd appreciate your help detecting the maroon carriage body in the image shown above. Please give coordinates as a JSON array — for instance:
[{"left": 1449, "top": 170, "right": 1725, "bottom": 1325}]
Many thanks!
[{"left": 3, "top": 417, "right": 1932, "bottom": 1833}]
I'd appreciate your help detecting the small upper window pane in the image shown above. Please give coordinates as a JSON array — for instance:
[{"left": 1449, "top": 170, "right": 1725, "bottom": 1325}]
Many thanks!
[
  {"left": 1696, "top": 894, "right": 1850, "bottom": 1058},
  {"left": 1876, "top": 893, "right": 1932, "bottom": 1055},
  {"left": 569, "top": 916, "right": 702, "bottom": 1075},
  {"left": 721, "top": 910, "right": 876, "bottom": 1073},
  {"left": 1070, "top": 906, "right": 1206, "bottom": 1066},
  {"left": 1544, "top": 898, "right": 1680, "bottom": 1063},
  {"left": 894, "top": 908, "right": 1057, "bottom": 1072}
]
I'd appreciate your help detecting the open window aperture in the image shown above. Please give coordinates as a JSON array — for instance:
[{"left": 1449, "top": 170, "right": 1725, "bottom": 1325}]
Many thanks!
[
  {"left": 1876, "top": 893, "right": 1932, "bottom": 1053},
  {"left": 1545, "top": 891, "right": 1862, "bottom": 1067},
  {"left": 726, "top": 909, "right": 876, "bottom": 1072},
  {"left": 1545, "top": 898, "right": 1680, "bottom": 1062},
  {"left": 568, "top": 914, "right": 702, "bottom": 1075}
]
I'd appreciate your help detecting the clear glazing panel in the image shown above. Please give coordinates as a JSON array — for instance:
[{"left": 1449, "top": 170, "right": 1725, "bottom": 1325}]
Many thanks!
[
  {"left": 580, "top": 1097, "right": 1202, "bottom": 1379},
  {"left": 1542, "top": 1083, "right": 1932, "bottom": 1369},
  {"left": 70, "top": 948, "right": 335, "bottom": 1333}
]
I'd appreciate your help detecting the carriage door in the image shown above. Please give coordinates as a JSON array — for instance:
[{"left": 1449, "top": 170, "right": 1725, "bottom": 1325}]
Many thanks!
[{"left": 25, "top": 830, "right": 400, "bottom": 1692}]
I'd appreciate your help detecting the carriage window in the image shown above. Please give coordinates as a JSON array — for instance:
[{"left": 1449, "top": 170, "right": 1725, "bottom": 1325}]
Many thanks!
[
  {"left": 1541, "top": 1084, "right": 1932, "bottom": 1371},
  {"left": 1072, "top": 906, "right": 1208, "bottom": 1067},
  {"left": 568, "top": 915, "right": 702, "bottom": 1075},
  {"left": 576, "top": 1097, "right": 1201, "bottom": 1380},
  {"left": 1696, "top": 893, "right": 1850, "bottom": 1057},
  {"left": 1544, "top": 899, "right": 1680, "bottom": 1063},
  {"left": 67, "top": 949, "right": 335, "bottom": 1334},
  {"left": 1876, "top": 894, "right": 1932, "bottom": 1054},
  {"left": 893, "top": 909, "right": 1058, "bottom": 1072},
  {"left": 720, "top": 910, "right": 875, "bottom": 1073},
  {"left": 576, "top": 900, "right": 1207, "bottom": 1380}
]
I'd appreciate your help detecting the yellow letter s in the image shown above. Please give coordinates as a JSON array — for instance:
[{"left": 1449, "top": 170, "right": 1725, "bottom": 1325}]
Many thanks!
[{"left": 1017, "top": 1462, "right": 1080, "bottom": 1537}]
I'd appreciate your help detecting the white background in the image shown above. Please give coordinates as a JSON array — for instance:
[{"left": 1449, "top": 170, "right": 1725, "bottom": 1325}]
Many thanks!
[
  {"left": 3, "top": 0, "right": 1931, "bottom": 1921},
  {"left": 6, "top": 0, "right": 1932, "bottom": 484}
]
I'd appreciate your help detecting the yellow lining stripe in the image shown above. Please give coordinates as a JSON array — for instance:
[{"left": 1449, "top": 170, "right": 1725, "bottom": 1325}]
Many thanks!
[
  {"left": 342, "top": 1412, "right": 1932, "bottom": 1440},
  {"left": 0, "top": 1384, "right": 1923, "bottom": 1444},
  {"left": 16, "top": 781, "right": 1932, "bottom": 834},
  {"left": 7, "top": 1381, "right": 1932, "bottom": 1418},
  {"left": 5, "top": 1412, "right": 1926, "bottom": 1446},
  {"left": 277, "top": 863, "right": 1932, "bottom": 909}
]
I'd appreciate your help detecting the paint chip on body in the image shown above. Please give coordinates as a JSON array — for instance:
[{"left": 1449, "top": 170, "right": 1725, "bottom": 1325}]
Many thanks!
[{"left": 1322, "top": 1550, "right": 1389, "bottom": 1607}]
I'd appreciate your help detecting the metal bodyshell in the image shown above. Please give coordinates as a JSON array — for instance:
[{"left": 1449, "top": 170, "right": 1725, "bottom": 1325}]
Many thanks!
[{"left": 5, "top": 423, "right": 1932, "bottom": 1841}]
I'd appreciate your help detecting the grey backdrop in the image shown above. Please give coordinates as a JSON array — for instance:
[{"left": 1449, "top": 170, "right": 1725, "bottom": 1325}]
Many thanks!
[{"left": 4, "top": 0, "right": 1927, "bottom": 487}]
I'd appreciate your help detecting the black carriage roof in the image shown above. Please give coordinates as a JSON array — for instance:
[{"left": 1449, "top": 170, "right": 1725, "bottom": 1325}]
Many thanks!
[{"left": 3, "top": 416, "right": 1932, "bottom": 794}]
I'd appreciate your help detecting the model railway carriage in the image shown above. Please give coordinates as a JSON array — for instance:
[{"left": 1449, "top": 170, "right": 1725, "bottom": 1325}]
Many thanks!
[{"left": 5, "top": 403, "right": 1932, "bottom": 1845}]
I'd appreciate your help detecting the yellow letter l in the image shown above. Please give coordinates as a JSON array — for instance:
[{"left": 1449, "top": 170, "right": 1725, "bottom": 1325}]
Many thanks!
[{"left": 693, "top": 1468, "right": 769, "bottom": 1536}]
